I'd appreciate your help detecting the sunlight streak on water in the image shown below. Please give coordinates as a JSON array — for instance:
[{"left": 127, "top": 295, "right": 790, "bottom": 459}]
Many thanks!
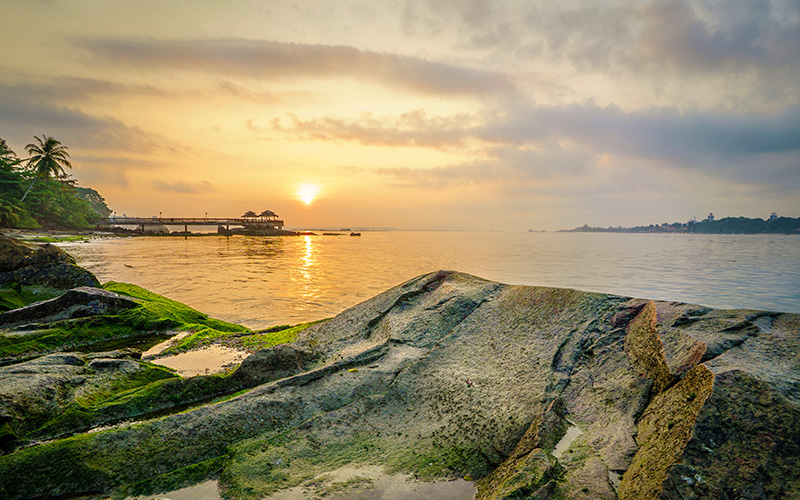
[{"left": 61, "top": 232, "right": 800, "bottom": 329}]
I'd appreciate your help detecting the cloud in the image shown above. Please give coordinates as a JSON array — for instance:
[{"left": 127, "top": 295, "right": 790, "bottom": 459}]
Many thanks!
[
  {"left": 373, "top": 146, "right": 596, "bottom": 189},
  {"left": 268, "top": 109, "right": 479, "bottom": 150},
  {"left": 0, "top": 77, "right": 169, "bottom": 103},
  {"left": 76, "top": 38, "right": 515, "bottom": 96},
  {"left": 152, "top": 180, "right": 216, "bottom": 194},
  {"left": 482, "top": 103, "right": 800, "bottom": 159},
  {"left": 0, "top": 85, "right": 186, "bottom": 190},
  {"left": 72, "top": 155, "right": 168, "bottom": 188},
  {"left": 0, "top": 85, "right": 177, "bottom": 155},
  {"left": 283, "top": 101, "right": 800, "bottom": 189},
  {"left": 402, "top": 0, "right": 800, "bottom": 99},
  {"left": 634, "top": 0, "right": 799, "bottom": 73}
]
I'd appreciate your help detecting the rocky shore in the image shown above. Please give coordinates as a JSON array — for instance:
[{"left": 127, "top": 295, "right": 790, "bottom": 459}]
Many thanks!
[{"left": 0, "top": 235, "right": 798, "bottom": 499}]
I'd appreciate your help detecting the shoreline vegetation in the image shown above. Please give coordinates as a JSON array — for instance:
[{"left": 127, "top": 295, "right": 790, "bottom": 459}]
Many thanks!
[
  {"left": 1, "top": 136, "right": 111, "bottom": 231},
  {"left": 560, "top": 215, "right": 800, "bottom": 234},
  {"left": 0, "top": 236, "right": 798, "bottom": 499}
]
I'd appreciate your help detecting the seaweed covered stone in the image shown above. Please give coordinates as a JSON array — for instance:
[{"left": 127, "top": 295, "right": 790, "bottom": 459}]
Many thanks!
[
  {"left": 0, "top": 287, "right": 139, "bottom": 329},
  {"left": 0, "top": 235, "right": 99, "bottom": 290}
]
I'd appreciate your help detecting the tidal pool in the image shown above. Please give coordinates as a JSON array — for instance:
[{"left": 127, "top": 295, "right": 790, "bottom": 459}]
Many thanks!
[
  {"left": 141, "top": 332, "right": 249, "bottom": 377},
  {"left": 124, "top": 466, "right": 476, "bottom": 500}
]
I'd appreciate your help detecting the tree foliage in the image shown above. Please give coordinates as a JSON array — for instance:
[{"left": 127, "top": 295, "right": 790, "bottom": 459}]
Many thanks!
[
  {"left": 0, "top": 136, "right": 110, "bottom": 229},
  {"left": 21, "top": 135, "right": 73, "bottom": 202}
]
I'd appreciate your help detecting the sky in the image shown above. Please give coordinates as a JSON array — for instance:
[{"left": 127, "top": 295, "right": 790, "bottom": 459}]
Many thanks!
[{"left": 1, "top": 0, "right": 798, "bottom": 231}]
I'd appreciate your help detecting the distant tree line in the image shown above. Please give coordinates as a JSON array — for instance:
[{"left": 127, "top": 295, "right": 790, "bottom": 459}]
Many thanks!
[
  {"left": 0, "top": 136, "right": 112, "bottom": 229},
  {"left": 563, "top": 217, "right": 800, "bottom": 235}
]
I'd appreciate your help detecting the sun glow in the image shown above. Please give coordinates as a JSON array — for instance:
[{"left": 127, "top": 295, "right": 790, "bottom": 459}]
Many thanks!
[{"left": 297, "top": 184, "right": 320, "bottom": 205}]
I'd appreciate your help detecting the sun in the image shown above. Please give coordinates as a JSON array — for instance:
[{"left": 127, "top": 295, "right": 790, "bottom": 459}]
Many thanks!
[{"left": 297, "top": 184, "right": 320, "bottom": 205}]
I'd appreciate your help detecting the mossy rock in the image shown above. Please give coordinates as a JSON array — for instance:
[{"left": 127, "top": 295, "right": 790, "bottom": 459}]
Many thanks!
[{"left": 1, "top": 271, "right": 798, "bottom": 500}]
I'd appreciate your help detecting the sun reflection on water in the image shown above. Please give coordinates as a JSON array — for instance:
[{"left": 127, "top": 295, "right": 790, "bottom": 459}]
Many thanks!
[
  {"left": 297, "top": 235, "right": 319, "bottom": 305},
  {"left": 301, "top": 235, "right": 314, "bottom": 269}
]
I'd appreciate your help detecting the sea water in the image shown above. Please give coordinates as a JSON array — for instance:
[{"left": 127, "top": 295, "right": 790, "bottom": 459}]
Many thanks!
[{"left": 61, "top": 231, "right": 800, "bottom": 330}]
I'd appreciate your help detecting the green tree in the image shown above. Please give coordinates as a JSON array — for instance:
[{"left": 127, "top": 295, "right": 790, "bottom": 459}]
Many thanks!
[
  {"left": 20, "top": 135, "right": 72, "bottom": 202},
  {"left": 75, "top": 186, "right": 112, "bottom": 217},
  {"left": 0, "top": 195, "right": 21, "bottom": 227},
  {"left": 0, "top": 138, "right": 25, "bottom": 226}
]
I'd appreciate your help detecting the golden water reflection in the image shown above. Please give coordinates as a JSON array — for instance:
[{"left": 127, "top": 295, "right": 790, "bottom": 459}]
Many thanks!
[
  {"left": 297, "top": 235, "right": 319, "bottom": 307},
  {"left": 60, "top": 232, "right": 800, "bottom": 330}
]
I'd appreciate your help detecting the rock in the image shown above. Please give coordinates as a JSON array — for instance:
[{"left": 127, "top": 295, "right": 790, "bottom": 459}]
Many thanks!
[
  {"left": 0, "top": 287, "right": 139, "bottom": 329},
  {"left": 230, "top": 344, "right": 316, "bottom": 386},
  {"left": 0, "top": 236, "right": 72, "bottom": 273},
  {"left": 7, "top": 262, "right": 99, "bottom": 289},
  {"left": 0, "top": 349, "right": 167, "bottom": 450},
  {"left": 0, "top": 235, "right": 99, "bottom": 289},
  {"left": 0, "top": 271, "right": 798, "bottom": 500},
  {"left": 86, "top": 358, "right": 142, "bottom": 373},
  {"left": 141, "top": 224, "right": 170, "bottom": 234}
]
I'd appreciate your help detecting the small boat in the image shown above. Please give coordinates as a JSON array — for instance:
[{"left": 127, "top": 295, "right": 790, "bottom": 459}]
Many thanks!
[{"left": 349, "top": 232, "right": 361, "bottom": 236}]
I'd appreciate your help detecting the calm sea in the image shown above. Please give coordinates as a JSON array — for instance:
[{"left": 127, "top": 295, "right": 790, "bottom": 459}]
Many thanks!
[{"left": 60, "top": 231, "right": 800, "bottom": 330}]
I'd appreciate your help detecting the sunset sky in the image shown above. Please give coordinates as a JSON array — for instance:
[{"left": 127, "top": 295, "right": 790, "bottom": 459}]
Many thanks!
[{"left": 1, "top": 0, "right": 798, "bottom": 230}]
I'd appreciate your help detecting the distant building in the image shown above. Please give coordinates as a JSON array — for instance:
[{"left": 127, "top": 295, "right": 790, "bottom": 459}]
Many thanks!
[
  {"left": 707, "top": 212, "right": 715, "bottom": 222},
  {"left": 769, "top": 212, "right": 778, "bottom": 221}
]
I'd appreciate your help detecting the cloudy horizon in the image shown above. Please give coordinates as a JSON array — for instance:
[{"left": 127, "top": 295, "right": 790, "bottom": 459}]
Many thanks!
[{"left": 1, "top": 0, "right": 798, "bottom": 230}]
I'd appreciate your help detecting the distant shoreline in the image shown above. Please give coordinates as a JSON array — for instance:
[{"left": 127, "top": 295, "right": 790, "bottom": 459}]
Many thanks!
[{"left": 559, "top": 215, "right": 800, "bottom": 235}]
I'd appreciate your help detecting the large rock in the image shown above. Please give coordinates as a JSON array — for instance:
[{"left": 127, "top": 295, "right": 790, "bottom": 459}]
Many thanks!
[
  {"left": 0, "top": 235, "right": 99, "bottom": 289},
  {"left": 0, "top": 271, "right": 797, "bottom": 499},
  {"left": 0, "top": 287, "right": 139, "bottom": 329},
  {"left": 0, "top": 349, "right": 148, "bottom": 450}
]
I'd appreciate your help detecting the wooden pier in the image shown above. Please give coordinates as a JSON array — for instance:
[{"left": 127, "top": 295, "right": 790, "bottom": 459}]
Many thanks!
[{"left": 97, "top": 215, "right": 286, "bottom": 234}]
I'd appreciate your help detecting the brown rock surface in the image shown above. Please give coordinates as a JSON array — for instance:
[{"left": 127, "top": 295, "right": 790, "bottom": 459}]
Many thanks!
[{"left": 0, "top": 271, "right": 797, "bottom": 500}]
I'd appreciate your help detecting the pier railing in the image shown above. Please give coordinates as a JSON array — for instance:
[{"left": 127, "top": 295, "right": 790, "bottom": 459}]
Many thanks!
[{"left": 98, "top": 217, "right": 284, "bottom": 227}]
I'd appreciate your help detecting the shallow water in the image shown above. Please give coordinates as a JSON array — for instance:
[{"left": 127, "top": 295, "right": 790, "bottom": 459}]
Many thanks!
[
  {"left": 125, "top": 479, "right": 221, "bottom": 500},
  {"left": 61, "top": 232, "right": 800, "bottom": 329},
  {"left": 146, "top": 344, "right": 249, "bottom": 377},
  {"left": 552, "top": 421, "right": 583, "bottom": 459},
  {"left": 123, "top": 466, "right": 476, "bottom": 500}
]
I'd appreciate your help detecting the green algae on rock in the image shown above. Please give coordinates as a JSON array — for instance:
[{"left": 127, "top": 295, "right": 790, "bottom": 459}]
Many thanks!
[
  {"left": 0, "top": 270, "right": 798, "bottom": 500},
  {"left": 0, "top": 281, "right": 251, "bottom": 364}
]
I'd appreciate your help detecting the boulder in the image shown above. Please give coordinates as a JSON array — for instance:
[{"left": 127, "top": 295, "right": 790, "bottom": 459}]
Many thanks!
[
  {"left": 0, "top": 287, "right": 139, "bottom": 329},
  {"left": 0, "top": 235, "right": 99, "bottom": 289},
  {"left": 0, "top": 235, "right": 74, "bottom": 273},
  {"left": 141, "top": 224, "right": 170, "bottom": 234}
]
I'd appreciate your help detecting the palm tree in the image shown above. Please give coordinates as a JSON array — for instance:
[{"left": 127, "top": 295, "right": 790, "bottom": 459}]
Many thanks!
[{"left": 20, "top": 135, "right": 72, "bottom": 202}]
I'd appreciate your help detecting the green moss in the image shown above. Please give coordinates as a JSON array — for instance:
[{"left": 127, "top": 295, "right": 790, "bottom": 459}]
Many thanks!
[
  {"left": 0, "top": 282, "right": 250, "bottom": 360},
  {"left": 385, "top": 441, "right": 483, "bottom": 480},
  {"left": 0, "top": 283, "right": 63, "bottom": 311},
  {"left": 222, "top": 431, "right": 384, "bottom": 499},
  {"left": 12, "top": 362, "right": 178, "bottom": 441},
  {"left": 22, "top": 235, "right": 90, "bottom": 243},
  {"left": 235, "top": 321, "right": 325, "bottom": 351},
  {"left": 115, "top": 455, "right": 227, "bottom": 499},
  {"left": 0, "top": 432, "right": 109, "bottom": 499},
  {"left": 104, "top": 282, "right": 246, "bottom": 333}
]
